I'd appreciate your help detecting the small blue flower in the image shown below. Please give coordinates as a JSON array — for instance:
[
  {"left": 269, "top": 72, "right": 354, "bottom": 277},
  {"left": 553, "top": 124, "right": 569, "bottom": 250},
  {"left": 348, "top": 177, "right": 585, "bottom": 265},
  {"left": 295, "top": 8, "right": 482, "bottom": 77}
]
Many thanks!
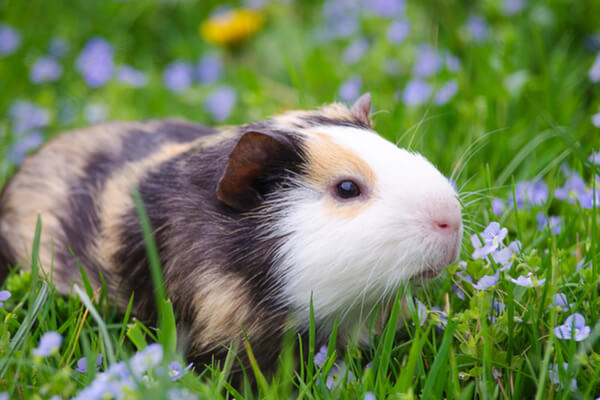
[
  {"left": 0, "top": 24, "right": 21, "bottom": 56},
  {"left": 159, "top": 360, "right": 193, "bottom": 381},
  {"left": 445, "top": 52, "right": 461, "bottom": 72},
  {"left": 0, "top": 290, "right": 11, "bottom": 307},
  {"left": 430, "top": 306, "right": 447, "bottom": 330},
  {"left": 466, "top": 15, "right": 489, "bottom": 42},
  {"left": 339, "top": 75, "right": 362, "bottom": 104},
  {"left": 314, "top": 345, "right": 328, "bottom": 368},
  {"left": 590, "top": 151, "right": 600, "bottom": 164},
  {"left": 7, "top": 132, "right": 44, "bottom": 165},
  {"left": 343, "top": 37, "right": 369, "bottom": 65},
  {"left": 367, "top": 0, "right": 404, "bottom": 17},
  {"left": 364, "top": 392, "right": 376, "bottom": 400},
  {"left": 324, "top": 360, "right": 355, "bottom": 389},
  {"left": 555, "top": 173, "right": 587, "bottom": 204},
  {"left": 549, "top": 363, "right": 578, "bottom": 391},
  {"left": 471, "top": 222, "right": 508, "bottom": 259},
  {"left": 116, "top": 65, "right": 148, "bottom": 88},
  {"left": 130, "top": 343, "right": 163, "bottom": 378},
  {"left": 34, "top": 331, "right": 62, "bottom": 357},
  {"left": 491, "top": 248, "right": 513, "bottom": 270},
  {"left": 387, "top": 19, "right": 410, "bottom": 44},
  {"left": 0, "top": 392, "right": 8, "bottom": 400},
  {"left": 197, "top": 54, "right": 222, "bottom": 84},
  {"left": 205, "top": 86, "right": 237, "bottom": 122},
  {"left": 592, "top": 112, "right": 600, "bottom": 128},
  {"left": 413, "top": 44, "right": 442, "bottom": 78},
  {"left": 551, "top": 293, "right": 571, "bottom": 312},
  {"left": 434, "top": 80, "right": 458, "bottom": 105},
  {"left": 76, "top": 353, "right": 103, "bottom": 373},
  {"left": 554, "top": 313, "right": 590, "bottom": 341},
  {"left": 590, "top": 52, "right": 600, "bottom": 83},
  {"left": 49, "top": 37, "right": 69, "bottom": 58},
  {"left": 472, "top": 271, "right": 499, "bottom": 290},
  {"left": 76, "top": 37, "right": 114, "bottom": 88},
  {"left": 509, "top": 273, "right": 546, "bottom": 288},
  {"left": 415, "top": 299, "right": 427, "bottom": 326},
  {"left": 30, "top": 56, "right": 63, "bottom": 84},
  {"left": 502, "top": 0, "right": 527, "bottom": 16},
  {"left": 402, "top": 79, "right": 431, "bottom": 106},
  {"left": 9, "top": 100, "right": 51, "bottom": 135},
  {"left": 163, "top": 61, "right": 194, "bottom": 93},
  {"left": 167, "top": 388, "right": 198, "bottom": 400},
  {"left": 492, "top": 198, "right": 504, "bottom": 216},
  {"left": 537, "top": 212, "right": 561, "bottom": 234}
]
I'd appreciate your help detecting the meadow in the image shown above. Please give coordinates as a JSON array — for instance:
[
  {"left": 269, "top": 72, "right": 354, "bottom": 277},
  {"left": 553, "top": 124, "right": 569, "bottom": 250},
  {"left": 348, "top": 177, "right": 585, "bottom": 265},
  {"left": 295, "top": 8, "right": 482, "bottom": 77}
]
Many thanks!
[{"left": 1, "top": 0, "right": 600, "bottom": 398}]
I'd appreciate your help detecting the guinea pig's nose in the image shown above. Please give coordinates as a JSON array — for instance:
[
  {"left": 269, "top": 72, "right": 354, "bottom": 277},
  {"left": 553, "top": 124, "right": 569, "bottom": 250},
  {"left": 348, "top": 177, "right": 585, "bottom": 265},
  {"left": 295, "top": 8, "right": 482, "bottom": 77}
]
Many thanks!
[{"left": 429, "top": 199, "right": 462, "bottom": 234}]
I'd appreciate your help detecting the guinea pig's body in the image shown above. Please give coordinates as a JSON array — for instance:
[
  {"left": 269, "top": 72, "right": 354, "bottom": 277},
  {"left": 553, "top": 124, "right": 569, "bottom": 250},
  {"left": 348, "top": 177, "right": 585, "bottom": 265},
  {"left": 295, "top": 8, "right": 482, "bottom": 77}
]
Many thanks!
[{"left": 0, "top": 94, "right": 462, "bottom": 370}]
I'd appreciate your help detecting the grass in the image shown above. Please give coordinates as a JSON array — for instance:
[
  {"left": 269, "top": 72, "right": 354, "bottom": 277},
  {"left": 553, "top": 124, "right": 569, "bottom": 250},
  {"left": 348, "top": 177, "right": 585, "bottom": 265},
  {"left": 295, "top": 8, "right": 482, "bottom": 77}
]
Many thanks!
[{"left": 1, "top": 0, "right": 600, "bottom": 398}]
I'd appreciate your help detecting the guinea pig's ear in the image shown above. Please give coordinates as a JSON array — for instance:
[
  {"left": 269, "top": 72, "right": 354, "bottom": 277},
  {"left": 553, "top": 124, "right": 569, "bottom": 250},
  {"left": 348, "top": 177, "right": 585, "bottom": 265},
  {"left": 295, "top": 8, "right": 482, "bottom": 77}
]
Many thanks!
[
  {"left": 350, "top": 92, "right": 372, "bottom": 127},
  {"left": 217, "top": 131, "right": 300, "bottom": 211}
]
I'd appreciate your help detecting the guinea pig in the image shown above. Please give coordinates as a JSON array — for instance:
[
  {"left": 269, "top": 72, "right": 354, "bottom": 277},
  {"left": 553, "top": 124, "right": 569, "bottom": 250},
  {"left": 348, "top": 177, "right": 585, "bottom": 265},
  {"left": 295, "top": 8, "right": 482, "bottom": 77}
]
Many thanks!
[{"left": 0, "top": 93, "right": 462, "bottom": 371}]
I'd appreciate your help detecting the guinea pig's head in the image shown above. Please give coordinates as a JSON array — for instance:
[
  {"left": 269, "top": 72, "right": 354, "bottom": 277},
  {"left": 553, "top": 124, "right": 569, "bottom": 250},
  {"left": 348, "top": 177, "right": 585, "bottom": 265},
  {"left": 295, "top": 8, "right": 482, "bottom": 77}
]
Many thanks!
[{"left": 217, "top": 94, "right": 462, "bottom": 330}]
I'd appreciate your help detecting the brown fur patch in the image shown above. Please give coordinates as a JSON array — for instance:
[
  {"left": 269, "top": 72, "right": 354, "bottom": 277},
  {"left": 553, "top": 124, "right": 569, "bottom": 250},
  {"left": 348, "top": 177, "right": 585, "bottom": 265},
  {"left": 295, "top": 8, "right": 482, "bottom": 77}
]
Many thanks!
[
  {"left": 92, "top": 129, "right": 239, "bottom": 298},
  {"left": 302, "top": 130, "right": 377, "bottom": 219}
]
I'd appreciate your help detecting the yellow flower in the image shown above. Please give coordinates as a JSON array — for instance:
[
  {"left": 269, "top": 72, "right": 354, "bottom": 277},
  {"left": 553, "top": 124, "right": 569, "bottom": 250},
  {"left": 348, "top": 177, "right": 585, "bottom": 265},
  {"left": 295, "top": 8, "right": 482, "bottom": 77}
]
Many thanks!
[{"left": 200, "top": 9, "right": 264, "bottom": 46}]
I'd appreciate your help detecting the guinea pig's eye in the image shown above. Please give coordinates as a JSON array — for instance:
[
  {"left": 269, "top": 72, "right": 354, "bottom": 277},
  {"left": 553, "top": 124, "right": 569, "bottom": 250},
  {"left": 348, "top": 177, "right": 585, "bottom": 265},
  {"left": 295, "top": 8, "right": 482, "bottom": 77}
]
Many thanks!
[{"left": 335, "top": 180, "right": 361, "bottom": 199}]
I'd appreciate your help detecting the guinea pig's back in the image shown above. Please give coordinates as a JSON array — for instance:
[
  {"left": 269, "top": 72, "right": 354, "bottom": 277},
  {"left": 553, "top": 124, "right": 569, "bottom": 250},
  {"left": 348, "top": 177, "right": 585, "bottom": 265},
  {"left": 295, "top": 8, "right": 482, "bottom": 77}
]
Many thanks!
[{"left": 0, "top": 120, "right": 221, "bottom": 292}]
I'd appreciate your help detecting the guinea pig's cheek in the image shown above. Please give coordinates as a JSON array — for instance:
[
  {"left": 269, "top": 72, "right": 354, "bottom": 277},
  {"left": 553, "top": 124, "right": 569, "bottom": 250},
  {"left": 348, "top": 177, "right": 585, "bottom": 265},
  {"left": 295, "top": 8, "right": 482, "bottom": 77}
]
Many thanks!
[{"left": 319, "top": 197, "right": 376, "bottom": 219}]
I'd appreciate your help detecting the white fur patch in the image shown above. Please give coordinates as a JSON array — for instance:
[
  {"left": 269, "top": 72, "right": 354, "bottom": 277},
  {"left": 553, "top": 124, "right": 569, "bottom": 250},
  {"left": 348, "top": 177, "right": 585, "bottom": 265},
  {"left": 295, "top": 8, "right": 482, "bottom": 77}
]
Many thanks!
[{"left": 269, "top": 125, "right": 462, "bottom": 338}]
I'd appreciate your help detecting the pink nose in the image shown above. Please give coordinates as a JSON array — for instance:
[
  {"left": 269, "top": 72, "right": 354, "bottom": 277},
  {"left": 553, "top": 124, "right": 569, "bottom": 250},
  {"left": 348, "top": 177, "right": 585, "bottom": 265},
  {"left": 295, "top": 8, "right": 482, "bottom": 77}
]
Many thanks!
[{"left": 428, "top": 198, "right": 462, "bottom": 234}]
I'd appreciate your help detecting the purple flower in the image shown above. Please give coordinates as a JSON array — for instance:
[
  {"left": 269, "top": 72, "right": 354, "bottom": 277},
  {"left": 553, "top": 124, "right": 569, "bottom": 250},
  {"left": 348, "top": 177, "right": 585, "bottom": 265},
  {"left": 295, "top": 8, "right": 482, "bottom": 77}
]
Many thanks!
[
  {"left": 49, "top": 37, "right": 69, "bottom": 58},
  {"left": 434, "top": 80, "right": 458, "bottom": 105},
  {"left": 508, "top": 179, "right": 548, "bottom": 209},
  {"left": 76, "top": 37, "right": 114, "bottom": 88},
  {"left": 472, "top": 271, "right": 499, "bottom": 290},
  {"left": 366, "top": 0, "right": 404, "bottom": 17},
  {"left": 364, "top": 392, "right": 376, "bottom": 400},
  {"left": 0, "top": 24, "right": 21, "bottom": 56},
  {"left": 84, "top": 103, "right": 108, "bottom": 124},
  {"left": 492, "top": 198, "right": 504, "bottom": 216},
  {"left": 205, "top": 86, "right": 237, "bottom": 122},
  {"left": 163, "top": 61, "right": 194, "bottom": 93},
  {"left": 509, "top": 273, "right": 546, "bottom": 287},
  {"left": 116, "top": 65, "right": 148, "bottom": 88},
  {"left": 76, "top": 354, "right": 103, "bottom": 373},
  {"left": 30, "top": 56, "right": 62, "bottom": 84},
  {"left": 489, "top": 299, "right": 505, "bottom": 323},
  {"left": 413, "top": 44, "right": 442, "bottom": 78},
  {"left": 339, "top": 75, "right": 362, "bottom": 104},
  {"left": 197, "top": 54, "right": 222, "bottom": 84},
  {"left": 466, "top": 15, "right": 489, "bottom": 42},
  {"left": 317, "top": 0, "right": 360, "bottom": 42},
  {"left": 549, "top": 363, "right": 578, "bottom": 391},
  {"left": 502, "top": 0, "right": 527, "bottom": 16},
  {"left": 592, "top": 112, "right": 600, "bottom": 128},
  {"left": 402, "top": 79, "right": 431, "bottom": 106},
  {"left": 445, "top": 52, "right": 461, "bottom": 72},
  {"left": 471, "top": 222, "right": 508, "bottom": 259},
  {"left": 537, "top": 212, "right": 561, "bottom": 234},
  {"left": 491, "top": 248, "right": 513, "bottom": 270},
  {"left": 0, "top": 290, "right": 11, "bottom": 307},
  {"left": 130, "top": 343, "right": 163, "bottom": 377},
  {"left": 555, "top": 173, "right": 587, "bottom": 204},
  {"left": 324, "top": 360, "right": 355, "bottom": 389},
  {"left": 7, "top": 132, "right": 44, "bottom": 165},
  {"left": 167, "top": 388, "right": 198, "bottom": 400},
  {"left": 430, "top": 306, "right": 447, "bottom": 330},
  {"left": 415, "top": 299, "right": 427, "bottom": 326},
  {"left": 590, "top": 53, "right": 600, "bottom": 83},
  {"left": 9, "top": 100, "right": 51, "bottom": 135},
  {"left": 590, "top": 151, "right": 600, "bottom": 164},
  {"left": 387, "top": 19, "right": 410, "bottom": 44},
  {"left": 34, "top": 331, "right": 62, "bottom": 357},
  {"left": 314, "top": 344, "right": 328, "bottom": 368},
  {"left": 343, "top": 37, "right": 369, "bottom": 64},
  {"left": 165, "top": 361, "right": 192, "bottom": 381},
  {"left": 551, "top": 293, "right": 571, "bottom": 312},
  {"left": 554, "top": 313, "right": 590, "bottom": 341}
]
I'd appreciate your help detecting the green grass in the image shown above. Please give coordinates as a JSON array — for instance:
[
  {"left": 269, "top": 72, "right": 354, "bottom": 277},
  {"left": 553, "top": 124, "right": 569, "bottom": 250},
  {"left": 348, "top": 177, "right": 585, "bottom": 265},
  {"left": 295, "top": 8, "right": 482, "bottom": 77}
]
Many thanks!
[{"left": 1, "top": 0, "right": 600, "bottom": 398}]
